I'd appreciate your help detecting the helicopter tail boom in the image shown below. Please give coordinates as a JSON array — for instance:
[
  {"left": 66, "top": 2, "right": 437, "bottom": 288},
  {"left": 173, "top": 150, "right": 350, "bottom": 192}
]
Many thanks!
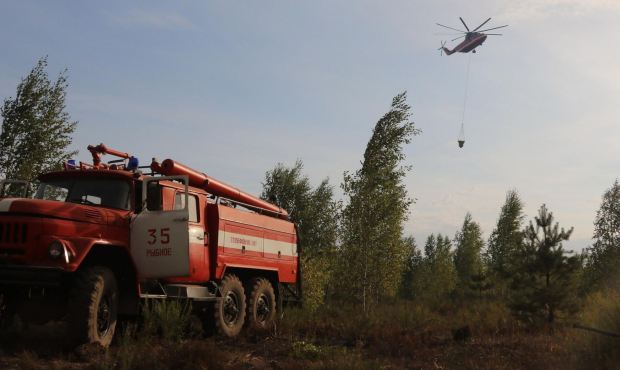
[
  {"left": 438, "top": 41, "right": 455, "bottom": 56},
  {"left": 442, "top": 46, "right": 455, "bottom": 55}
]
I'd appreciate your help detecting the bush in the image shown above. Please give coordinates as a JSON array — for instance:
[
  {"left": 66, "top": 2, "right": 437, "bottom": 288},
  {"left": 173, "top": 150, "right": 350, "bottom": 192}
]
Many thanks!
[{"left": 141, "top": 299, "right": 192, "bottom": 342}]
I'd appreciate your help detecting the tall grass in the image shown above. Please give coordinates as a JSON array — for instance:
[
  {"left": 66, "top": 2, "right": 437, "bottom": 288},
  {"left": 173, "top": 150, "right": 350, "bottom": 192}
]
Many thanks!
[
  {"left": 141, "top": 299, "right": 192, "bottom": 342},
  {"left": 571, "top": 287, "right": 620, "bottom": 368},
  {"left": 278, "top": 298, "right": 521, "bottom": 361}
]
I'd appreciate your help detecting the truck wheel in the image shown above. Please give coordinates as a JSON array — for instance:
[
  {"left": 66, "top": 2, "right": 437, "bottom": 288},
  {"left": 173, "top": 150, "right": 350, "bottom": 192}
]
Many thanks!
[
  {"left": 214, "top": 274, "right": 246, "bottom": 337},
  {"left": 247, "top": 278, "right": 276, "bottom": 331},
  {"left": 67, "top": 267, "right": 118, "bottom": 347}
]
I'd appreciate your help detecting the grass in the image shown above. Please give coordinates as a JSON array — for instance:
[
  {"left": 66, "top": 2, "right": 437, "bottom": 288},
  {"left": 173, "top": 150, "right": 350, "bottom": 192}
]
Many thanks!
[
  {"left": 0, "top": 296, "right": 609, "bottom": 369},
  {"left": 140, "top": 299, "right": 193, "bottom": 341},
  {"left": 570, "top": 286, "right": 620, "bottom": 369},
  {"left": 91, "top": 299, "right": 224, "bottom": 370}
]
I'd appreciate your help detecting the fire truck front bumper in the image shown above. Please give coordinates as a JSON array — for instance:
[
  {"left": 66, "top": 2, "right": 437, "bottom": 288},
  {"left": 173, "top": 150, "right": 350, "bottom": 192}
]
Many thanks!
[{"left": 0, "top": 265, "right": 66, "bottom": 288}]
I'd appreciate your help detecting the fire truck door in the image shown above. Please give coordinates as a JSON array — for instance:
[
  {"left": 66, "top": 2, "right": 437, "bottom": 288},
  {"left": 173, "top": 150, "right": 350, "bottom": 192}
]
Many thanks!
[{"left": 130, "top": 176, "right": 190, "bottom": 278}]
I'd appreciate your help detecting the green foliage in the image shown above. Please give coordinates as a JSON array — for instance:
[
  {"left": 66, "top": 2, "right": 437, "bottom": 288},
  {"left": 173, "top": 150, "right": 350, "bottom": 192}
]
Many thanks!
[
  {"left": 585, "top": 179, "right": 620, "bottom": 289},
  {"left": 0, "top": 57, "right": 77, "bottom": 182},
  {"left": 453, "top": 213, "right": 485, "bottom": 294},
  {"left": 486, "top": 190, "right": 525, "bottom": 281},
  {"left": 280, "top": 301, "right": 438, "bottom": 346},
  {"left": 407, "top": 234, "right": 456, "bottom": 306},
  {"left": 509, "top": 204, "right": 582, "bottom": 324},
  {"left": 399, "top": 236, "right": 420, "bottom": 299},
  {"left": 337, "top": 92, "right": 419, "bottom": 309},
  {"left": 141, "top": 299, "right": 192, "bottom": 342},
  {"left": 292, "top": 341, "right": 323, "bottom": 360},
  {"left": 261, "top": 160, "right": 339, "bottom": 309}
]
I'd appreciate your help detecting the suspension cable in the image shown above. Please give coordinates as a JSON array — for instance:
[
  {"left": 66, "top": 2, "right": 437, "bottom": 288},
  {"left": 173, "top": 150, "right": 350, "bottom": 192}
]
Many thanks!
[{"left": 459, "top": 53, "right": 473, "bottom": 140}]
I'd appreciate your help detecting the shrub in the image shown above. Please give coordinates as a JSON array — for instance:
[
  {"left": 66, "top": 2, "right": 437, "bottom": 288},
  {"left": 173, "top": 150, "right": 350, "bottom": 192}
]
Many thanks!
[{"left": 141, "top": 299, "right": 192, "bottom": 342}]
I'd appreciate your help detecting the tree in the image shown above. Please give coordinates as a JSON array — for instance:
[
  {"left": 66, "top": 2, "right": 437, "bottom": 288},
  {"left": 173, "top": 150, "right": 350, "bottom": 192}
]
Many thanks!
[
  {"left": 453, "top": 213, "right": 484, "bottom": 294},
  {"left": 0, "top": 57, "right": 77, "bottom": 182},
  {"left": 586, "top": 180, "right": 620, "bottom": 288},
  {"left": 336, "top": 92, "right": 419, "bottom": 309},
  {"left": 509, "top": 204, "right": 582, "bottom": 324},
  {"left": 399, "top": 236, "right": 421, "bottom": 299},
  {"left": 411, "top": 234, "right": 456, "bottom": 306},
  {"left": 261, "top": 160, "right": 339, "bottom": 309},
  {"left": 486, "top": 190, "right": 525, "bottom": 279}
]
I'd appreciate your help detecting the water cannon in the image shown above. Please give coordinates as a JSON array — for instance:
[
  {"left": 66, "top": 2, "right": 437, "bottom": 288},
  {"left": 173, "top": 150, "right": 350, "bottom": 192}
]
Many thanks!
[{"left": 86, "top": 143, "right": 135, "bottom": 170}]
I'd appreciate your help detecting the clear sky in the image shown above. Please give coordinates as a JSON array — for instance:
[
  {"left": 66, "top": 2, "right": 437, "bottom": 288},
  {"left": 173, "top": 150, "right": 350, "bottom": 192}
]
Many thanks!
[{"left": 2, "top": 1, "right": 619, "bottom": 251}]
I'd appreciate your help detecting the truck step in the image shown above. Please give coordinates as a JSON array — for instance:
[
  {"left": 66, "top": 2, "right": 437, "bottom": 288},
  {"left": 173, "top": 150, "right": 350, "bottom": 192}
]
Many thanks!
[
  {"left": 163, "top": 284, "right": 216, "bottom": 301},
  {"left": 139, "top": 282, "right": 217, "bottom": 301}
]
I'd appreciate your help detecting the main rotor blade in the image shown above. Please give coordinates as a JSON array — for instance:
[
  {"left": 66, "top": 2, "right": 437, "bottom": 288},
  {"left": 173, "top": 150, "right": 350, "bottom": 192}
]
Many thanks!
[
  {"left": 436, "top": 23, "right": 466, "bottom": 33},
  {"left": 434, "top": 33, "right": 465, "bottom": 36},
  {"left": 478, "top": 25, "right": 508, "bottom": 32},
  {"left": 472, "top": 17, "right": 491, "bottom": 32},
  {"left": 485, "top": 33, "right": 502, "bottom": 36},
  {"left": 459, "top": 17, "right": 470, "bottom": 32},
  {"left": 452, "top": 35, "right": 465, "bottom": 42}
]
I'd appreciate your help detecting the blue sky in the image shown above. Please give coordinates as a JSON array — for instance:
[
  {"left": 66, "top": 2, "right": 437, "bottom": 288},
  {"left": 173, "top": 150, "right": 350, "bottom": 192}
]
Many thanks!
[{"left": 2, "top": 1, "right": 619, "bottom": 251}]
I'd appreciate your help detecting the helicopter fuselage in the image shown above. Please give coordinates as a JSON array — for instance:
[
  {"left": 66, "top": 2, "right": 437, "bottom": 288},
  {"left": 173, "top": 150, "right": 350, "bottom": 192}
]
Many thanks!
[{"left": 443, "top": 33, "right": 487, "bottom": 55}]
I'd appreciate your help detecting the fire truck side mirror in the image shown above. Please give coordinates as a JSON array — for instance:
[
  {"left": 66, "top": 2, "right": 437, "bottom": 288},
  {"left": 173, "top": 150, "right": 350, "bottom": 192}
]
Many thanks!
[{"left": 146, "top": 182, "right": 162, "bottom": 211}]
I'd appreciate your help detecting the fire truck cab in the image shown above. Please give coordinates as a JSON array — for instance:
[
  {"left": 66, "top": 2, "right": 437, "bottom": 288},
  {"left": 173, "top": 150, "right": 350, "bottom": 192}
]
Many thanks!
[{"left": 0, "top": 144, "right": 300, "bottom": 347}]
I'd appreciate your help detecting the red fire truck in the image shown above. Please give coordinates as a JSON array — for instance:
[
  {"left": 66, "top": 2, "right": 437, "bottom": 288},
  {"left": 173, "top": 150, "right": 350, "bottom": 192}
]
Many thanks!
[{"left": 0, "top": 144, "right": 300, "bottom": 347}]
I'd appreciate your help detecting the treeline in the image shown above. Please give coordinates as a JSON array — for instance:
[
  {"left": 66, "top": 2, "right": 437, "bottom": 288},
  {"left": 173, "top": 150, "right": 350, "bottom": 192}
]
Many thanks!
[{"left": 260, "top": 92, "right": 620, "bottom": 329}]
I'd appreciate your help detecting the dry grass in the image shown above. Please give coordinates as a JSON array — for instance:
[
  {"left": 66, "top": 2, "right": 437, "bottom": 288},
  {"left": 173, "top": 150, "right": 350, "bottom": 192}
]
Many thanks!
[
  {"left": 570, "top": 287, "right": 620, "bottom": 369},
  {"left": 0, "top": 297, "right": 602, "bottom": 369}
]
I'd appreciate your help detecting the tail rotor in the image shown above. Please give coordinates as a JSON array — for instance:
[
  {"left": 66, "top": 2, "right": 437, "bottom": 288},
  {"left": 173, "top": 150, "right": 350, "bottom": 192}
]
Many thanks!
[{"left": 438, "top": 41, "right": 447, "bottom": 56}]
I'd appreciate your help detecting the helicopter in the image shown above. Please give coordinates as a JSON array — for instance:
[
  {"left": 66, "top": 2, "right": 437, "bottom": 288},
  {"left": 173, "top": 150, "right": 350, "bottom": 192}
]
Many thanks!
[{"left": 437, "top": 17, "right": 508, "bottom": 55}]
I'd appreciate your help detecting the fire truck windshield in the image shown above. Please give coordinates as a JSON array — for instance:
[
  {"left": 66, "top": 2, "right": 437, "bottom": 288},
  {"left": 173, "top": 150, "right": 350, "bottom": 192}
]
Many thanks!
[{"left": 34, "top": 178, "right": 131, "bottom": 210}]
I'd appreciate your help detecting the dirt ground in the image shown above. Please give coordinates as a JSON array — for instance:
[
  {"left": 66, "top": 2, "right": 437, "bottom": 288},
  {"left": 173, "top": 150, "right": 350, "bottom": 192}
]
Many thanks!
[{"left": 0, "top": 322, "right": 581, "bottom": 370}]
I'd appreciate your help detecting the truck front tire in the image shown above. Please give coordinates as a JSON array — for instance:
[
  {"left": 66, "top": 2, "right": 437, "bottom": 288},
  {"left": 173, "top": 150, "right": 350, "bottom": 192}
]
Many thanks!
[
  {"left": 67, "top": 267, "right": 118, "bottom": 347},
  {"left": 214, "top": 274, "right": 246, "bottom": 337}
]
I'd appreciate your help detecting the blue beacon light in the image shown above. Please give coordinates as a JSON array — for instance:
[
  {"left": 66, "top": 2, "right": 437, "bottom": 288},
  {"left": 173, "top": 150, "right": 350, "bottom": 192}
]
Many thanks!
[{"left": 127, "top": 156, "right": 139, "bottom": 170}]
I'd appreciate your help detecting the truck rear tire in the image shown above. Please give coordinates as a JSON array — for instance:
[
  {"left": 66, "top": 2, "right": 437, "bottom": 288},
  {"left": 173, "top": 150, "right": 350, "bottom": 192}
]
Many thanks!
[
  {"left": 67, "top": 267, "right": 118, "bottom": 347},
  {"left": 247, "top": 278, "right": 276, "bottom": 331},
  {"left": 214, "top": 274, "right": 246, "bottom": 337}
]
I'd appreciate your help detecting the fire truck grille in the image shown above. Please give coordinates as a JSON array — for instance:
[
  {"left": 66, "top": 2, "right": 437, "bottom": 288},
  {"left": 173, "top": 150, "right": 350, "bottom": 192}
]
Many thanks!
[
  {"left": 0, "top": 223, "right": 28, "bottom": 244},
  {"left": 0, "top": 248, "right": 25, "bottom": 256}
]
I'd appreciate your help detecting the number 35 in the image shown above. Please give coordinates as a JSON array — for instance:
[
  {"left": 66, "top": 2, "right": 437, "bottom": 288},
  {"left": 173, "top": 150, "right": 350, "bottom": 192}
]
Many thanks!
[{"left": 147, "top": 228, "right": 170, "bottom": 245}]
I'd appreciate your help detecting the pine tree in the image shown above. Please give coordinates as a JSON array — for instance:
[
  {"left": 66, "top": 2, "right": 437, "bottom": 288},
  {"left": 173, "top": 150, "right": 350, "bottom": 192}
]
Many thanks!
[
  {"left": 509, "top": 204, "right": 582, "bottom": 324},
  {"left": 453, "top": 213, "right": 484, "bottom": 294},
  {"left": 337, "top": 92, "right": 419, "bottom": 309},
  {"left": 261, "top": 160, "right": 339, "bottom": 309},
  {"left": 487, "top": 190, "right": 525, "bottom": 279},
  {"left": 586, "top": 179, "right": 620, "bottom": 288},
  {"left": 0, "top": 57, "right": 77, "bottom": 182}
]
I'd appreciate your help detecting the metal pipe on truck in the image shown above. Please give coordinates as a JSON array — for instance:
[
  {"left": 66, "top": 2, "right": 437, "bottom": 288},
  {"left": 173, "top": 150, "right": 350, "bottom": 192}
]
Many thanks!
[{"left": 152, "top": 159, "right": 289, "bottom": 220}]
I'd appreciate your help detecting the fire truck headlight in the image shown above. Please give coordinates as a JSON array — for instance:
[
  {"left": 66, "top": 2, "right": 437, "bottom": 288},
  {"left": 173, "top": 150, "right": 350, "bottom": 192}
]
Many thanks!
[
  {"left": 48, "top": 240, "right": 71, "bottom": 263},
  {"left": 49, "top": 241, "right": 64, "bottom": 258}
]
